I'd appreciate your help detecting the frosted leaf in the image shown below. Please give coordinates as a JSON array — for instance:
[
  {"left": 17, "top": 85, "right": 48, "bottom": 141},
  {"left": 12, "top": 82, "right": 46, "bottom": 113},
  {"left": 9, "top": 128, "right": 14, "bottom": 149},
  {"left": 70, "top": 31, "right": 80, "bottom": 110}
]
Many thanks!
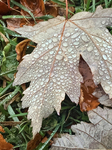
[
  {"left": 13, "top": 6, "right": 112, "bottom": 137},
  {"left": 51, "top": 107, "right": 112, "bottom": 149}
]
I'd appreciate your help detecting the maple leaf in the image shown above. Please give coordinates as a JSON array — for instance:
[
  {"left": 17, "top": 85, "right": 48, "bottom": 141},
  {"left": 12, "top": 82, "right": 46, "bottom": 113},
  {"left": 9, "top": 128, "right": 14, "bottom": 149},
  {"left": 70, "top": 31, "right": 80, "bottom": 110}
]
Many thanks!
[{"left": 13, "top": 6, "right": 112, "bottom": 137}]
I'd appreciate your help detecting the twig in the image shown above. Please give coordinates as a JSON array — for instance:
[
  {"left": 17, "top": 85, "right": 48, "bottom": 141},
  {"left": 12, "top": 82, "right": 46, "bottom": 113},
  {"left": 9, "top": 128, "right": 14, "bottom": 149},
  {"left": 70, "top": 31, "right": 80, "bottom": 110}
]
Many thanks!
[{"left": 0, "top": 121, "right": 22, "bottom": 126}]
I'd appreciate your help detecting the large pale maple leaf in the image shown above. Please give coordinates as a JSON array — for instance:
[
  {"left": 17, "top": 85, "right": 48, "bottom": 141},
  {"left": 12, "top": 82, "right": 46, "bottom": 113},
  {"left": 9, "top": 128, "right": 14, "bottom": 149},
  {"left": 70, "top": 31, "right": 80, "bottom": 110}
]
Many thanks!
[{"left": 13, "top": 6, "right": 112, "bottom": 137}]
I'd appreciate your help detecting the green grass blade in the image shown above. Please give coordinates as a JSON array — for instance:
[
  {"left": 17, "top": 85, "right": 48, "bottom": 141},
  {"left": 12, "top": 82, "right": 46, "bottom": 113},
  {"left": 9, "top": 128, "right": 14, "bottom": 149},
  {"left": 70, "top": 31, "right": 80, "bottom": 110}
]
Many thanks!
[
  {"left": 38, "top": 124, "right": 60, "bottom": 150},
  {"left": 9, "top": 113, "right": 28, "bottom": 118},
  {"left": 8, "top": 105, "right": 19, "bottom": 122},
  {"left": 86, "top": 0, "right": 91, "bottom": 11},
  {"left": 0, "top": 69, "right": 17, "bottom": 76},
  {"left": 92, "top": 0, "right": 95, "bottom": 12},
  {"left": 0, "top": 26, "right": 22, "bottom": 37},
  {"left": 0, "top": 86, "right": 20, "bottom": 105},
  {"left": 2, "top": 15, "right": 54, "bottom": 20},
  {"left": 0, "top": 81, "right": 13, "bottom": 96},
  {"left": 104, "top": 0, "right": 108, "bottom": 7}
]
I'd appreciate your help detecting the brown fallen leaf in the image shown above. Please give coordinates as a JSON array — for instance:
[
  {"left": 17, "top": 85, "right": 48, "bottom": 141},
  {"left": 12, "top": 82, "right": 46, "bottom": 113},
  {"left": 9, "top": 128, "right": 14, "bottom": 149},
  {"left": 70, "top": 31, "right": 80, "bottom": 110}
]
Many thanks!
[
  {"left": 15, "top": 39, "right": 31, "bottom": 62},
  {"left": 0, "top": 126, "right": 13, "bottom": 150},
  {"left": 20, "top": 0, "right": 45, "bottom": 17},
  {"left": 0, "top": 0, "right": 11, "bottom": 15},
  {"left": 6, "top": 10, "right": 24, "bottom": 31},
  {"left": 6, "top": 0, "right": 45, "bottom": 30},
  {"left": 0, "top": 126, "right": 5, "bottom": 133},
  {"left": 45, "top": 2, "right": 58, "bottom": 17},
  {"left": 27, "top": 133, "right": 42, "bottom": 150}
]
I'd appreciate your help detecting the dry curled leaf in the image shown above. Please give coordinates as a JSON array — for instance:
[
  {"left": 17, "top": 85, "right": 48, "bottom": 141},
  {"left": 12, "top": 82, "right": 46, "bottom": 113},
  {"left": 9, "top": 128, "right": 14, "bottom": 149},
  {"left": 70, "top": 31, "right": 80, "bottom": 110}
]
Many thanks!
[
  {"left": 0, "top": 0, "right": 11, "bottom": 15},
  {"left": 0, "top": 126, "right": 5, "bottom": 133},
  {"left": 14, "top": 6, "right": 112, "bottom": 137},
  {"left": 16, "top": 39, "right": 31, "bottom": 62},
  {"left": 6, "top": 0, "right": 45, "bottom": 30},
  {"left": 0, "top": 126, "right": 13, "bottom": 150},
  {"left": 20, "top": 0, "right": 45, "bottom": 17}
]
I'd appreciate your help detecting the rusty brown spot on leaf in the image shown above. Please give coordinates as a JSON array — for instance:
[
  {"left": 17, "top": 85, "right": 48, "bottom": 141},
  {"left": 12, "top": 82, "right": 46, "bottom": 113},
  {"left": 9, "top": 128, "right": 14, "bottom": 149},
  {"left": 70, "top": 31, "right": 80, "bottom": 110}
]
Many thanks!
[{"left": 79, "top": 85, "right": 100, "bottom": 112}]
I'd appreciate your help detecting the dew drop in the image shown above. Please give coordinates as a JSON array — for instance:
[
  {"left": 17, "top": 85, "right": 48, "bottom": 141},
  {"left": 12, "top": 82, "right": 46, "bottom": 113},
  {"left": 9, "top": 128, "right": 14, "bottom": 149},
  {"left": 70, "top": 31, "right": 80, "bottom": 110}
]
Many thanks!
[
  {"left": 44, "top": 56, "right": 48, "bottom": 60},
  {"left": 56, "top": 54, "right": 63, "bottom": 60},
  {"left": 103, "top": 54, "right": 108, "bottom": 60},
  {"left": 87, "top": 46, "right": 93, "bottom": 52},
  {"left": 60, "top": 75, "right": 64, "bottom": 79},
  {"left": 73, "top": 42, "right": 79, "bottom": 46},
  {"left": 54, "top": 33, "right": 58, "bottom": 37},
  {"left": 71, "top": 32, "right": 80, "bottom": 39},
  {"left": 60, "top": 92, "right": 65, "bottom": 98},
  {"left": 53, "top": 37, "right": 58, "bottom": 42},
  {"left": 103, "top": 44, "right": 107, "bottom": 47},
  {"left": 96, "top": 37, "right": 102, "bottom": 43},
  {"left": 63, "top": 42, "right": 68, "bottom": 47},
  {"left": 82, "top": 35, "right": 89, "bottom": 42},
  {"left": 101, "top": 48, "right": 104, "bottom": 51},
  {"left": 42, "top": 44, "right": 45, "bottom": 47},
  {"left": 39, "top": 70, "right": 43, "bottom": 73},
  {"left": 101, "top": 20, "right": 106, "bottom": 25},
  {"left": 68, "top": 48, "right": 72, "bottom": 52},
  {"left": 50, "top": 51, "right": 54, "bottom": 54},
  {"left": 105, "top": 86, "right": 110, "bottom": 91},
  {"left": 33, "top": 54, "right": 39, "bottom": 58},
  {"left": 65, "top": 32, "right": 70, "bottom": 37},
  {"left": 48, "top": 44, "right": 53, "bottom": 49},
  {"left": 99, "top": 70, "right": 103, "bottom": 76},
  {"left": 109, "top": 66, "right": 112, "bottom": 70},
  {"left": 106, "top": 75, "right": 110, "bottom": 79},
  {"left": 48, "top": 39, "right": 52, "bottom": 43}
]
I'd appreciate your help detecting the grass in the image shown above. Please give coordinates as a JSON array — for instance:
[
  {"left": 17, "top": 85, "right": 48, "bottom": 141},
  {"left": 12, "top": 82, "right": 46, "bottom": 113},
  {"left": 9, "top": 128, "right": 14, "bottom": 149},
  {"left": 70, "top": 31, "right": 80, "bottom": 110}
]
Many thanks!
[{"left": 0, "top": 0, "right": 112, "bottom": 150}]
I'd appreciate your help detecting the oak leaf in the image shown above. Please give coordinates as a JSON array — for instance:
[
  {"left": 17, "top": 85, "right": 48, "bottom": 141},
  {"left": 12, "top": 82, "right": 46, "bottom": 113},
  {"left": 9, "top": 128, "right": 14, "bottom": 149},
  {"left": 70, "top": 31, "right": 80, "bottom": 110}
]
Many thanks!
[{"left": 13, "top": 6, "right": 112, "bottom": 137}]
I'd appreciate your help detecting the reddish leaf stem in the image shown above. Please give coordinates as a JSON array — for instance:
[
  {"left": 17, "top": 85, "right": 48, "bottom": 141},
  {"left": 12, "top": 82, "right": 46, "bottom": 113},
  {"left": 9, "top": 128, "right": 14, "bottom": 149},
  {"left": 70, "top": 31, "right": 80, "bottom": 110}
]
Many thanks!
[{"left": 66, "top": 0, "right": 68, "bottom": 20}]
